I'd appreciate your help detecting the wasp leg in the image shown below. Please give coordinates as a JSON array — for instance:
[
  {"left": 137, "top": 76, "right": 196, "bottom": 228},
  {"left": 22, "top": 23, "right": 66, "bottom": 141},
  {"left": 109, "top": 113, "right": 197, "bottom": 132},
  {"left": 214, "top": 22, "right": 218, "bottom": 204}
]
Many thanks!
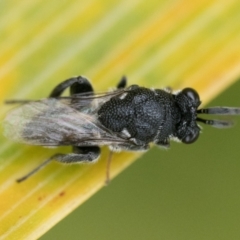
[
  {"left": 127, "top": 145, "right": 149, "bottom": 151},
  {"left": 16, "top": 147, "right": 100, "bottom": 183},
  {"left": 112, "top": 144, "right": 150, "bottom": 152},
  {"left": 49, "top": 76, "right": 93, "bottom": 97},
  {"left": 117, "top": 76, "right": 127, "bottom": 89},
  {"left": 55, "top": 146, "right": 101, "bottom": 163},
  {"left": 105, "top": 143, "right": 149, "bottom": 186},
  {"left": 155, "top": 139, "right": 170, "bottom": 149}
]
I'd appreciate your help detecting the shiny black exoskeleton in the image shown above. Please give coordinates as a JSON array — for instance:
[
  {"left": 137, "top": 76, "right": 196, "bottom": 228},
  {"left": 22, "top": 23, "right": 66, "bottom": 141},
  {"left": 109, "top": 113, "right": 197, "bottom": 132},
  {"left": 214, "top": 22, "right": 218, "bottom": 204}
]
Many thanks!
[{"left": 98, "top": 85, "right": 201, "bottom": 148}]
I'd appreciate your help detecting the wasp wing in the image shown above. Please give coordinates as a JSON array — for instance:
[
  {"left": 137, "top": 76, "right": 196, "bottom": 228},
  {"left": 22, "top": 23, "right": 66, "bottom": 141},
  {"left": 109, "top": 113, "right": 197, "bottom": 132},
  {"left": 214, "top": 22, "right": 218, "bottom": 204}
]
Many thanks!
[
  {"left": 61, "top": 87, "right": 126, "bottom": 112},
  {"left": 3, "top": 96, "right": 128, "bottom": 147}
]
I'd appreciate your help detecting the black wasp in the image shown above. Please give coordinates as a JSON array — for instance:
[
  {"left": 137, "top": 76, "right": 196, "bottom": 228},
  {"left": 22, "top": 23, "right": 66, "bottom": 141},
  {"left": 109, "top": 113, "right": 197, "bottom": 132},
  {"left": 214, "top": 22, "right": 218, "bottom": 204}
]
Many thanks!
[{"left": 3, "top": 76, "right": 240, "bottom": 183}]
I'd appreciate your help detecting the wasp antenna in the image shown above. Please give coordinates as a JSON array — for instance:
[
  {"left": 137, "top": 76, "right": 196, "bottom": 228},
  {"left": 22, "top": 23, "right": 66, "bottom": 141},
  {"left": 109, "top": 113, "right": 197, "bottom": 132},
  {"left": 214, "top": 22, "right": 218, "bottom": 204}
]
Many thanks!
[
  {"left": 16, "top": 156, "right": 54, "bottom": 183},
  {"left": 197, "top": 117, "right": 234, "bottom": 128},
  {"left": 197, "top": 107, "right": 240, "bottom": 115},
  {"left": 5, "top": 100, "right": 32, "bottom": 104}
]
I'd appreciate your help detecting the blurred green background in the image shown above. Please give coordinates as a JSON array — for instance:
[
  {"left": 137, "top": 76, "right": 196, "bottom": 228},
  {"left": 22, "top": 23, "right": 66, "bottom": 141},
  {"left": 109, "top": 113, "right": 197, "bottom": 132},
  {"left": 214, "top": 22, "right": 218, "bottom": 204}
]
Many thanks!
[{"left": 41, "top": 80, "right": 240, "bottom": 240}]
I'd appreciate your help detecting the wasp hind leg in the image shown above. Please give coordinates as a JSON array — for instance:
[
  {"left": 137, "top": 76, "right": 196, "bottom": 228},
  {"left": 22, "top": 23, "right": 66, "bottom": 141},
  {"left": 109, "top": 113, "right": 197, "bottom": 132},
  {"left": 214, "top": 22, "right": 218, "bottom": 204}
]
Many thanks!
[
  {"left": 49, "top": 76, "right": 94, "bottom": 97},
  {"left": 16, "top": 147, "right": 100, "bottom": 183},
  {"left": 53, "top": 146, "right": 101, "bottom": 164},
  {"left": 117, "top": 76, "right": 127, "bottom": 89}
]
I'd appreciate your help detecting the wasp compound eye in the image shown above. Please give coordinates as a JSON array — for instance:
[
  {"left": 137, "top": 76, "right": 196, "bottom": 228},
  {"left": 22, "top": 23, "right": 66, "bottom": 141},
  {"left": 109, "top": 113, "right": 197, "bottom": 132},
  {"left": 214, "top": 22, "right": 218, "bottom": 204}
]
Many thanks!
[
  {"left": 181, "top": 130, "right": 199, "bottom": 144},
  {"left": 182, "top": 88, "right": 200, "bottom": 106}
]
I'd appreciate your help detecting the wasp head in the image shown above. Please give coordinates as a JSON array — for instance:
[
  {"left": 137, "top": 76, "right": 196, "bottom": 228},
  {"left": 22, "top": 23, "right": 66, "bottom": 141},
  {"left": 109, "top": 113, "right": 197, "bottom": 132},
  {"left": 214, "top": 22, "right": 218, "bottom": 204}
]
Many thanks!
[
  {"left": 174, "top": 88, "right": 201, "bottom": 144},
  {"left": 174, "top": 87, "right": 240, "bottom": 144}
]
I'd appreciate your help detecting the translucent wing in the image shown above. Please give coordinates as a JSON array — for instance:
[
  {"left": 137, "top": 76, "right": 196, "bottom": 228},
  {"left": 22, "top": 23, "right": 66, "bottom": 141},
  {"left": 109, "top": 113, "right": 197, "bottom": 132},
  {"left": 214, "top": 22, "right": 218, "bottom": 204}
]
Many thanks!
[
  {"left": 3, "top": 97, "right": 128, "bottom": 147},
  {"left": 62, "top": 87, "right": 126, "bottom": 112}
]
